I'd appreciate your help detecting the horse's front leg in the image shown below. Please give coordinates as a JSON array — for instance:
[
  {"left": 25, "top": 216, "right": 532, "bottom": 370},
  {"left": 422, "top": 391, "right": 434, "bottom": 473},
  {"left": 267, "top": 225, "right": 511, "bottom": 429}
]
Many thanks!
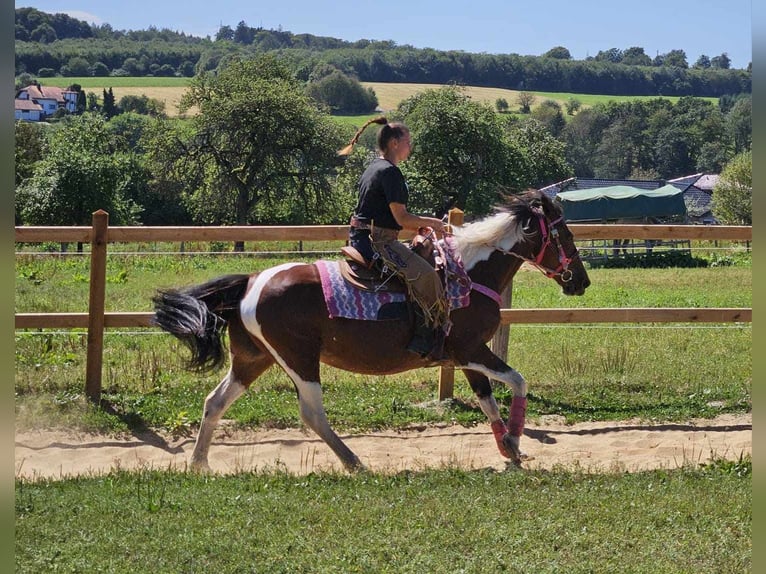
[{"left": 459, "top": 344, "right": 528, "bottom": 465}]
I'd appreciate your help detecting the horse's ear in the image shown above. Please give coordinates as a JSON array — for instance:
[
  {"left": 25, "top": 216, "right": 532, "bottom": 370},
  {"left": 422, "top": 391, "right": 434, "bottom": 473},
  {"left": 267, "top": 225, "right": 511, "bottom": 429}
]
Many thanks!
[{"left": 521, "top": 213, "right": 536, "bottom": 233}]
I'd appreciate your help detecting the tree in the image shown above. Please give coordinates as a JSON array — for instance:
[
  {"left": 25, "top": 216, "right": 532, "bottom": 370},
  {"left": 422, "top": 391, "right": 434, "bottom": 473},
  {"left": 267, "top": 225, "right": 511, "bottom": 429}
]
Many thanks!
[
  {"left": 694, "top": 55, "right": 711, "bottom": 69},
  {"left": 505, "top": 118, "right": 573, "bottom": 188},
  {"left": 562, "top": 107, "right": 611, "bottom": 177},
  {"left": 516, "top": 91, "right": 536, "bottom": 114},
  {"left": 215, "top": 25, "right": 235, "bottom": 41},
  {"left": 397, "top": 86, "right": 526, "bottom": 216},
  {"left": 122, "top": 57, "right": 144, "bottom": 75},
  {"left": 102, "top": 87, "right": 117, "bottom": 118},
  {"left": 15, "top": 113, "right": 142, "bottom": 229},
  {"left": 726, "top": 96, "right": 751, "bottom": 154},
  {"left": 622, "top": 47, "right": 652, "bottom": 66},
  {"left": 14, "top": 120, "right": 47, "bottom": 187},
  {"left": 495, "top": 98, "right": 509, "bottom": 113},
  {"left": 711, "top": 53, "right": 731, "bottom": 70},
  {"left": 62, "top": 56, "right": 91, "bottom": 76},
  {"left": 565, "top": 97, "right": 581, "bottom": 115},
  {"left": 118, "top": 94, "right": 166, "bottom": 117},
  {"left": 594, "top": 48, "right": 623, "bottom": 63},
  {"left": 543, "top": 46, "right": 571, "bottom": 60},
  {"left": 593, "top": 119, "right": 641, "bottom": 179},
  {"left": 90, "top": 61, "right": 110, "bottom": 76},
  {"left": 661, "top": 49, "right": 688, "bottom": 68},
  {"left": 233, "top": 20, "right": 254, "bottom": 44},
  {"left": 30, "top": 23, "right": 57, "bottom": 43},
  {"left": 531, "top": 100, "right": 566, "bottom": 137},
  {"left": 305, "top": 70, "right": 378, "bottom": 114},
  {"left": 712, "top": 151, "right": 751, "bottom": 224},
  {"left": 157, "top": 55, "right": 344, "bottom": 243}
]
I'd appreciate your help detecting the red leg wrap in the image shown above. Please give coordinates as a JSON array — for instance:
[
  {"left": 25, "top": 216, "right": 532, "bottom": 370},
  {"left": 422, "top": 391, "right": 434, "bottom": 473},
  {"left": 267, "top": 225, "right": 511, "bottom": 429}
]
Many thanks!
[
  {"left": 507, "top": 396, "right": 527, "bottom": 437},
  {"left": 490, "top": 419, "right": 511, "bottom": 458}
]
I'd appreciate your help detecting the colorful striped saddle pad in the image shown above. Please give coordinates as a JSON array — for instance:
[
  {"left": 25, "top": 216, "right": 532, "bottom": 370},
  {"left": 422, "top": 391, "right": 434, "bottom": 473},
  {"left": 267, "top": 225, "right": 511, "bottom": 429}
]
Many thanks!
[{"left": 315, "top": 236, "right": 473, "bottom": 321}]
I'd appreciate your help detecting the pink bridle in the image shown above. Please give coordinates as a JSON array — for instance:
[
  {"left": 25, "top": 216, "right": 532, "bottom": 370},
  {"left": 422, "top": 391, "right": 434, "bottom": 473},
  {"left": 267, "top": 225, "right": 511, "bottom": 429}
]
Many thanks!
[{"left": 510, "top": 207, "right": 578, "bottom": 282}]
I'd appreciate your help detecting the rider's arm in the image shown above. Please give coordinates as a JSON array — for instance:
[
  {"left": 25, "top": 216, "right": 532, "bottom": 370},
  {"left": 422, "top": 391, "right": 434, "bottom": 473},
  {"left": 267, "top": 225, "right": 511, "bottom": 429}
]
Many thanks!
[{"left": 389, "top": 203, "right": 445, "bottom": 233}]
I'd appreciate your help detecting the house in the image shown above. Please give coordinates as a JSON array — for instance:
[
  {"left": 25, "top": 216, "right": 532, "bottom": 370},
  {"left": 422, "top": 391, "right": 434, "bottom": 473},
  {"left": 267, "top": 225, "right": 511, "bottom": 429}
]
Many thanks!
[
  {"left": 667, "top": 173, "right": 719, "bottom": 224},
  {"left": 15, "top": 82, "right": 78, "bottom": 121},
  {"left": 14, "top": 98, "right": 43, "bottom": 122}
]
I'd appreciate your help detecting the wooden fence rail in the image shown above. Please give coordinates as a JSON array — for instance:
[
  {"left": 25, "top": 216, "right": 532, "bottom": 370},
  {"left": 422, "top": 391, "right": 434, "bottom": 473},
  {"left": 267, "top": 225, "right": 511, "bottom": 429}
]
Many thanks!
[{"left": 15, "top": 211, "right": 752, "bottom": 403}]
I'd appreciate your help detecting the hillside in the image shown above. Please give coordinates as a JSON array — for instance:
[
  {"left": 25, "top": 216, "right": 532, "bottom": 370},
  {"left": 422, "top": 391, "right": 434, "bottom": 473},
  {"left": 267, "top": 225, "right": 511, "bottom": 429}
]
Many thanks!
[{"left": 15, "top": 8, "right": 750, "bottom": 98}]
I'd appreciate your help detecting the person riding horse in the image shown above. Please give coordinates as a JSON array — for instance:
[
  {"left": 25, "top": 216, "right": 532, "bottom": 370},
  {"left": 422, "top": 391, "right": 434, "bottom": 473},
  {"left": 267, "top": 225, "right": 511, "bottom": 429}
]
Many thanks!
[{"left": 339, "top": 117, "right": 448, "bottom": 359}]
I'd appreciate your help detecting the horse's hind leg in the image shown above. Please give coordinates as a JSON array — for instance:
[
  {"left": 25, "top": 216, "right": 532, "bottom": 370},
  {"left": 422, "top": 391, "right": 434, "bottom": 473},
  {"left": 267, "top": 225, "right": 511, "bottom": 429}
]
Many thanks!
[
  {"left": 190, "top": 369, "right": 246, "bottom": 472},
  {"left": 190, "top": 320, "right": 274, "bottom": 472}
]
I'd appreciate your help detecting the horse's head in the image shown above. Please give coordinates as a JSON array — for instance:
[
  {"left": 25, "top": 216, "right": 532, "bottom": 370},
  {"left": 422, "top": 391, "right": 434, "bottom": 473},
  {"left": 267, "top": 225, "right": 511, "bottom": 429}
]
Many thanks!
[{"left": 513, "top": 189, "right": 590, "bottom": 296}]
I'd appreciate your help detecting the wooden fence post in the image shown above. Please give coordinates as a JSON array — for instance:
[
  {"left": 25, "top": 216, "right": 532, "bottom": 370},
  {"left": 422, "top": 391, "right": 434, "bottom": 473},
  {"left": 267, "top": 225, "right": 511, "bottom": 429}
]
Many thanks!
[
  {"left": 438, "top": 207, "right": 464, "bottom": 401},
  {"left": 489, "top": 285, "right": 513, "bottom": 363},
  {"left": 85, "top": 210, "right": 109, "bottom": 403}
]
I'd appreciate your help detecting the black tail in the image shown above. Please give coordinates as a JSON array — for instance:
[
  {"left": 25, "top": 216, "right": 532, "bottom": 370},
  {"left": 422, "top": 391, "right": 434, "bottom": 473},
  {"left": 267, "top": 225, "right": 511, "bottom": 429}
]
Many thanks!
[{"left": 152, "top": 274, "right": 251, "bottom": 371}]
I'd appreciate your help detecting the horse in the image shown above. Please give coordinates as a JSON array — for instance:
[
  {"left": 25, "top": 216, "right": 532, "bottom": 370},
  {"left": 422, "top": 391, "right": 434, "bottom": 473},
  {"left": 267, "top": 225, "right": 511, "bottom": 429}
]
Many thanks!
[{"left": 152, "top": 189, "right": 590, "bottom": 472}]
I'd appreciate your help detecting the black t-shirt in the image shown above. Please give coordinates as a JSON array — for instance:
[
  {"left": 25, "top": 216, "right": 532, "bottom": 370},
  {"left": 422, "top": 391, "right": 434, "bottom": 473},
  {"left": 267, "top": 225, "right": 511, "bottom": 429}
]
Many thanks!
[{"left": 352, "top": 158, "right": 409, "bottom": 230}]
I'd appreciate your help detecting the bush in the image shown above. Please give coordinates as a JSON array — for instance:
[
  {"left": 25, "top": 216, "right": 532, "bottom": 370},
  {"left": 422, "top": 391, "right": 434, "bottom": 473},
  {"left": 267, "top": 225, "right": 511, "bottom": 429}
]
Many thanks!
[
  {"left": 306, "top": 70, "right": 378, "bottom": 114},
  {"left": 589, "top": 251, "right": 709, "bottom": 269},
  {"left": 90, "top": 62, "right": 110, "bottom": 77}
]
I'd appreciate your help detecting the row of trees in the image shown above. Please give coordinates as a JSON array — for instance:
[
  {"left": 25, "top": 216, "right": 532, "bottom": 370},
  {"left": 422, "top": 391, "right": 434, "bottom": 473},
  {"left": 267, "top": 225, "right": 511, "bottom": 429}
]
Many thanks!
[
  {"left": 14, "top": 55, "right": 752, "bottom": 232},
  {"left": 15, "top": 10, "right": 750, "bottom": 97},
  {"left": 17, "top": 8, "right": 743, "bottom": 74}
]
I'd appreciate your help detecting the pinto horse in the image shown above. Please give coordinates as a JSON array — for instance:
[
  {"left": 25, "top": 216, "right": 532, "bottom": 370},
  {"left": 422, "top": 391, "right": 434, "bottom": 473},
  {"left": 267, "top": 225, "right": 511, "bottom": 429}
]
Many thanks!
[{"left": 152, "top": 189, "right": 590, "bottom": 472}]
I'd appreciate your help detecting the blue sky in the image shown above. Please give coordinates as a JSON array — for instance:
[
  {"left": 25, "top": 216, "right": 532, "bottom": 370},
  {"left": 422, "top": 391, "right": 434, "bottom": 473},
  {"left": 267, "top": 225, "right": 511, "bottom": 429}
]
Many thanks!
[{"left": 17, "top": 0, "right": 752, "bottom": 69}]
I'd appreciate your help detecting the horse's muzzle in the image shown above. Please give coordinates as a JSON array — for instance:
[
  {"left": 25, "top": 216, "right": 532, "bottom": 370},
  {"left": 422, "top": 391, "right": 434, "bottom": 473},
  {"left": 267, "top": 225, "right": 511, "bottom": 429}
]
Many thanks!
[{"left": 562, "top": 275, "right": 590, "bottom": 296}]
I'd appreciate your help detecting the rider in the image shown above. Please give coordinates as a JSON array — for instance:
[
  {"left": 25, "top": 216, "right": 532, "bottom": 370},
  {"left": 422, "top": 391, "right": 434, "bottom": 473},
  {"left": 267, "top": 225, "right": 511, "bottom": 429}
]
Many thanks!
[{"left": 338, "top": 117, "right": 448, "bottom": 358}]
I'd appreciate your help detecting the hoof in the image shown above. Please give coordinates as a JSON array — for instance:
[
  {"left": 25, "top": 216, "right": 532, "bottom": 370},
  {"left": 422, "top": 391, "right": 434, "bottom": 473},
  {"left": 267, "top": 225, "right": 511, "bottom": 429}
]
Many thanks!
[
  {"left": 189, "top": 459, "right": 212, "bottom": 474},
  {"left": 344, "top": 458, "right": 367, "bottom": 474},
  {"left": 490, "top": 420, "right": 512, "bottom": 458},
  {"left": 501, "top": 434, "right": 525, "bottom": 466}
]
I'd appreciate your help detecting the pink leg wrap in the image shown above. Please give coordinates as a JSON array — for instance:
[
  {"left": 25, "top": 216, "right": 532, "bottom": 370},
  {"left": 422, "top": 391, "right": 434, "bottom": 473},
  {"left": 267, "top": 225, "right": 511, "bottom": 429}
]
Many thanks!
[
  {"left": 490, "top": 419, "right": 511, "bottom": 458},
  {"left": 507, "top": 396, "right": 527, "bottom": 437}
]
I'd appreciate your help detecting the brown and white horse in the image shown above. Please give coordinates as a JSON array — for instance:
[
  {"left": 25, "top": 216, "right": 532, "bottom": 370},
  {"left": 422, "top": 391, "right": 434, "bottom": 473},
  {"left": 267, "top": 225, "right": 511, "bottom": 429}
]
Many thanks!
[{"left": 152, "top": 190, "right": 590, "bottom": 472}]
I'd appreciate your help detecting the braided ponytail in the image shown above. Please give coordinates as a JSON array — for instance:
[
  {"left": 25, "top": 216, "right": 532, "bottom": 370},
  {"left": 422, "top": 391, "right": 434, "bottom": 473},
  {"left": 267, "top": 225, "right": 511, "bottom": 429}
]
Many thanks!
[{"left": 337, "top": 116, "right": 388, "bottom": 156}]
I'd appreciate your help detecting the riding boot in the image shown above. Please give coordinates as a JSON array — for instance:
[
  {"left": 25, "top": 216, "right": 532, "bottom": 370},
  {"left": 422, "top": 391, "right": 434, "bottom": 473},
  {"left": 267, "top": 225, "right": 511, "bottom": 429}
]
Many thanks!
[
  {"left": 406, "top": 307, "right": 436, "bottom": 357},
  {"left": 426, "top": 327, "right": 446, "bottom": 361}
]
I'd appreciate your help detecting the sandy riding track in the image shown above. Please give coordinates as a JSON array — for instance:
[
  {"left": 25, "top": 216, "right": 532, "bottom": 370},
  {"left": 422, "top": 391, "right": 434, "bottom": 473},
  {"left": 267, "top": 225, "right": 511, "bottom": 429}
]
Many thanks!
[{"left": 15, "top": 413, "right": 751, "bottom": 480}]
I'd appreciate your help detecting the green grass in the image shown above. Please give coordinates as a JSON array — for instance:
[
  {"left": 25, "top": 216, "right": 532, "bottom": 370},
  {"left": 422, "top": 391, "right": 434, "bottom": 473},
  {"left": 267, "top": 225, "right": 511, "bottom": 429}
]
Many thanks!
[
  {"left": 39, "top": 76, "right": 191, "bottom": 88},
  {"left": 15, "top": 462, "right": 751, "bottom": 573},
  {"left": 14, "top": 248, "right": 751, "bottom": 573},
  {"left": 529, "top": 90, "right": 718, "bottom": 107},
  {"left": 14, "top": 249, "right": 751, "bottom": 434}
]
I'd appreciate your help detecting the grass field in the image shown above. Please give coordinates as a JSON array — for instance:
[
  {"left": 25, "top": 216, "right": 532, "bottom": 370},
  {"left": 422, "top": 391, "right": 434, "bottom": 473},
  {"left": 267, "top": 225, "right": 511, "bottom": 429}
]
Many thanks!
[
  {"left": 14, "top": 247, "right": 752, "bottom": 572},
  {"left": 14, "top": 248, "right": 752, "bottom": 435},
  {"left": 15, "top": 462, "right": 751, "bottom": 573},
  {"left": 38, "top": 77, "right": 713, "bottom": 118}
]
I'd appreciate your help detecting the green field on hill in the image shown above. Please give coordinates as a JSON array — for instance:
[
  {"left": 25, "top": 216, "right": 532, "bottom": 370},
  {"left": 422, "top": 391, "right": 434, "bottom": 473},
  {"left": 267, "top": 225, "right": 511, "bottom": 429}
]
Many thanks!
[{"left": 38, "top": 77, "right": 714, "bottom": 117}]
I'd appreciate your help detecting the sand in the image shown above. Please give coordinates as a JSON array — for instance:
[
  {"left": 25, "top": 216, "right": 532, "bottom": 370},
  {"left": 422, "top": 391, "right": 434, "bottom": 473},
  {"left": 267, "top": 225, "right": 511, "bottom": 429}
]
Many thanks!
[{"left": 15, "top": 413, "right": 751, "bottom": 480}]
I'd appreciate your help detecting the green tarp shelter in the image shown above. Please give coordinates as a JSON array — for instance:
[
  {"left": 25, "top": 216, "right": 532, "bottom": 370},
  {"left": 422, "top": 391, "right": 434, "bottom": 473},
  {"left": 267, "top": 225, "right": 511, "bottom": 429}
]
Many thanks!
[{"left": 555, "top": 184, "right": 687, "bottom": 222}]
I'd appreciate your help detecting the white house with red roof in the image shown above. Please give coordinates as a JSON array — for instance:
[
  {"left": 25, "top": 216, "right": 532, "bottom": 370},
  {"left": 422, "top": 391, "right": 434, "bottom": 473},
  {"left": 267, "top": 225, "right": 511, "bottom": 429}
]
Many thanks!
[
  {"left": 15, "top": 82, "right": 78, "bottom": 121},
  {"left": 14, "top": 98, "right": 44, "bottom": 121}
]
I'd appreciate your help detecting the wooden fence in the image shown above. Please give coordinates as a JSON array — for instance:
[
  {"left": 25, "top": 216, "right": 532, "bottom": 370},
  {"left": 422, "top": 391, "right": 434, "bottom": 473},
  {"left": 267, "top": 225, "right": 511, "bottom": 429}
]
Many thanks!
[{"left": 15, "top": 210, "right": 752, "bottom": 403}]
